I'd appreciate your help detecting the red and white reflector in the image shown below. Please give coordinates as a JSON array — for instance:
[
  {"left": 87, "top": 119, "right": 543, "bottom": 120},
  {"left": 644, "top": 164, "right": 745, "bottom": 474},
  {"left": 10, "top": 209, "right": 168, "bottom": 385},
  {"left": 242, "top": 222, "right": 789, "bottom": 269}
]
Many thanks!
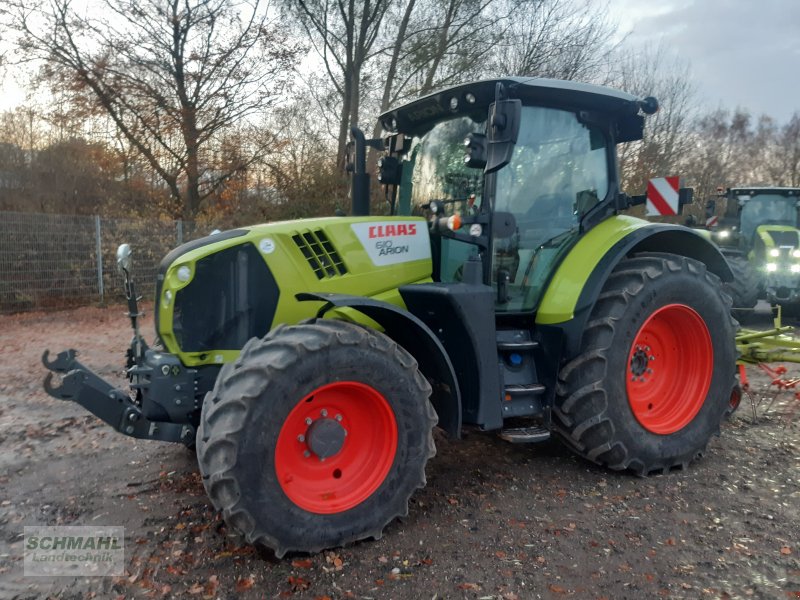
[
  {"left": 705, "top": 215, "right": 719, "bottom": 228},
  {"left": 646, "top": 176, "right": 680, "bottom": 216}
]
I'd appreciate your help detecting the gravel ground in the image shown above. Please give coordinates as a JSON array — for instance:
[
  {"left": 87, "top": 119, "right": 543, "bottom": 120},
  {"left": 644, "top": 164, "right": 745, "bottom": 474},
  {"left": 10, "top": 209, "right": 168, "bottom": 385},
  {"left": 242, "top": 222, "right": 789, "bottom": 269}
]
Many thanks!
[{"left": 0, "top": 304, "right": 798, "bottom": 599}]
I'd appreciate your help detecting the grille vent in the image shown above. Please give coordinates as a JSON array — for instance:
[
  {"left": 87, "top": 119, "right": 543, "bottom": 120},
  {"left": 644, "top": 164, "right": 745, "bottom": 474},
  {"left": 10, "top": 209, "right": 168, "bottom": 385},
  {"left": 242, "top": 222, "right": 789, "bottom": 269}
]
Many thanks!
[{"left": 292, "top": 230, "right": 348, "bottom": 279}]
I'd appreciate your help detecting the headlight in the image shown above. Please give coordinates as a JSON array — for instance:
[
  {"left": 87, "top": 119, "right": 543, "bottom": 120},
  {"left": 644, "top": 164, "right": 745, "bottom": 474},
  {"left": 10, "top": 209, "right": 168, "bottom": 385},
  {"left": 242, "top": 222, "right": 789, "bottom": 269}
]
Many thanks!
[
  {"left": 766, "top": 263, "right": 778, "bottom": 272},
  {"left": 717, "top": 230, "right": 730, "bottom": 239},
  {"left": 769, "top": 248, "right": 780, "bottom": 257},
  {"left": 792, "top": 264, "right": 800, "bottom": 273},
  {"left": 177, "top": 265, "right": 192, "bottom": 282}
]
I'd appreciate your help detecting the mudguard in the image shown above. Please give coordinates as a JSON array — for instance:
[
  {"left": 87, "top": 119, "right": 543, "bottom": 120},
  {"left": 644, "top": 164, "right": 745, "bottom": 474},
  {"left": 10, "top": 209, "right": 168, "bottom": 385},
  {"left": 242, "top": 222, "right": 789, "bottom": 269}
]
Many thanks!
[
  {"left": 296, "top": 292, "right": 462, "bottom": 437},
  {"left": 537, "top": 216, "right": 734, "bottom": 358}
]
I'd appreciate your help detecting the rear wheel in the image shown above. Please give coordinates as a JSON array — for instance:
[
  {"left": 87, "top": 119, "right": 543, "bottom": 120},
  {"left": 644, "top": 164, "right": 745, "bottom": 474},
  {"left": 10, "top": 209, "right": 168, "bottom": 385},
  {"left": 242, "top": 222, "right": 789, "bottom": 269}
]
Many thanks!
[
  {"left": 725, "top": 254, "right": 760, "bottom": 311},
  {"left": 196, "top": 319, "right": 436, "bottom": 557},
  {"left": 554, "top": 253, "right": 736, "bottom": 475}
]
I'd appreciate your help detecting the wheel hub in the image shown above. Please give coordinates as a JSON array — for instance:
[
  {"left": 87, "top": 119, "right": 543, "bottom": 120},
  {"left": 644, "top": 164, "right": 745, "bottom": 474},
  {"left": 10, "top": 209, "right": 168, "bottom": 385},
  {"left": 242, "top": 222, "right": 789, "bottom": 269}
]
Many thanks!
[
  {"left": 306, "top": 417, "right": 346, "bottom": 459},
  {"left": 629, "top": 347, "right": 650, "bottom": 378}
]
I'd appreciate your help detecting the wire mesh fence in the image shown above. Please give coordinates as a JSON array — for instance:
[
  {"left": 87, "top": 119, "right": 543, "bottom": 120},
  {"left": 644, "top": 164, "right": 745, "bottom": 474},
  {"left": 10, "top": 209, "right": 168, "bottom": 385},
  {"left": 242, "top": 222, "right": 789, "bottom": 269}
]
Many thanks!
[{"left": 0, "top": 212, "right": 202, "bottom": 313}]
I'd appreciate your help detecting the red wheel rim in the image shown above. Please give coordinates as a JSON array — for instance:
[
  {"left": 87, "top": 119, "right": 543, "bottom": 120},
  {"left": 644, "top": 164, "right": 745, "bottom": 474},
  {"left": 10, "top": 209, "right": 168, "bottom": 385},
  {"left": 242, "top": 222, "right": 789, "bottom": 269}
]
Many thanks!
[
  {"left": 626, "top": 304, "right": 713, "bottom": 434},
  {"left": 275, "top": 381, "right": 397, "bottom": 514}
]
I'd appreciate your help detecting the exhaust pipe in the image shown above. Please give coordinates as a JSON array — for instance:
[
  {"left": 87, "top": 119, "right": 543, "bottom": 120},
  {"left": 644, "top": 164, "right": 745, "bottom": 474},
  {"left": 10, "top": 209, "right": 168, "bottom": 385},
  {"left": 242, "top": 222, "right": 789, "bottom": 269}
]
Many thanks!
[{"left": 350, "top": 127, "right": 370, "bottom": 216}]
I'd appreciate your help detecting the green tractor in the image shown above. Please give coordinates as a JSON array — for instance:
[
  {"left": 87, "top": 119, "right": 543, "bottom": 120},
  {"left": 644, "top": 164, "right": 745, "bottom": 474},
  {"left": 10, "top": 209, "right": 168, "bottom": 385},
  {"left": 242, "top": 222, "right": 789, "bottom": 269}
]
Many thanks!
[
  {"left": 706, "top": 187, "right": 800, "bottom": 311},
  {"left": 43, "top": 78, "right": 737, "bottom": 557}
]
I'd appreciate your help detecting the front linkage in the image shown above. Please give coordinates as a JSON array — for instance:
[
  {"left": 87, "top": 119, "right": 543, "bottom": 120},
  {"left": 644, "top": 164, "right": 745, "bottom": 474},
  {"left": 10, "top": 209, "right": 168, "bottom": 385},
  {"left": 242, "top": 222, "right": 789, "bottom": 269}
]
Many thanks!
[{"left": 42, "top": 244, "right": 196, "bottom": 446}]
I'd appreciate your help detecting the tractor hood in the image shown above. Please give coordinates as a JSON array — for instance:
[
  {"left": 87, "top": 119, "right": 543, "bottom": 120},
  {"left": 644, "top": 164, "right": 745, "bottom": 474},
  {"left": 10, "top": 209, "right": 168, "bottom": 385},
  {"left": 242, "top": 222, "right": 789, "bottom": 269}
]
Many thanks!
[{"left": 154, "top": 216, "right": 433, "bottom": 366}]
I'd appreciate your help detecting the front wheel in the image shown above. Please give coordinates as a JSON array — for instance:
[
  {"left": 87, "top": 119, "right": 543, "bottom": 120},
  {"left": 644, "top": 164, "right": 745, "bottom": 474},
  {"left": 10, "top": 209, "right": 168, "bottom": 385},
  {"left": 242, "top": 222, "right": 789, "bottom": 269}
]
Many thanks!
[
  {"left": 554, "top": 253, "right": 736, "bottom": 475},
  {"left": 196, "top": 319, "right": 437, "bottom": 557}
]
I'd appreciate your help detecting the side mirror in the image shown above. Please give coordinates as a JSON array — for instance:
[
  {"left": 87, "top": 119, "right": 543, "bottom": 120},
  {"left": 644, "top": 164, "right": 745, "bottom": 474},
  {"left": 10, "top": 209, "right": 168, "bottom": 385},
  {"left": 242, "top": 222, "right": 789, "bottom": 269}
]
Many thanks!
[
  {"left": 116, "top": 243, "right": 132, "bottom": 274},
  {"left": 485, "top": 83, "right": 521, "bottom": 174}
]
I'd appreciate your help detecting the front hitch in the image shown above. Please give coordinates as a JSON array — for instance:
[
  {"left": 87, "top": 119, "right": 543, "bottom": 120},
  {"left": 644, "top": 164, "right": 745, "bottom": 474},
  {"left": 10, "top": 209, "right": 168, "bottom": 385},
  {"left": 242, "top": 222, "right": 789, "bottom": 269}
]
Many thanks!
[{"left": 42, "top": 349, "right": 194, "bottom": 445}]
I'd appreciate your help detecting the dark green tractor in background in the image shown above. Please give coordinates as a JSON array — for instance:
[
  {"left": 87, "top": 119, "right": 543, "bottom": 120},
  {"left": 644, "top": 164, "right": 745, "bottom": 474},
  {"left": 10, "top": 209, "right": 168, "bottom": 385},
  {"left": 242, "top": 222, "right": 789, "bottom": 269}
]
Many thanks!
[
  {"left": 43, "top": 77, "right": 737, "bottom": 557},
  {"left": 705, "top": 187, "right": 800, "bottom": 312}
]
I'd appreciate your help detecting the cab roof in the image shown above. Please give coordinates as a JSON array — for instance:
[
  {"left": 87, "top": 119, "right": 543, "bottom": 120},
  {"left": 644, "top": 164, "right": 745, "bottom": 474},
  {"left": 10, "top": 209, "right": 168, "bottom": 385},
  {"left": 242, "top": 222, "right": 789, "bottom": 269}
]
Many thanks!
[{"left": 379, "top": 77, "right": 650, "bottom": 143}]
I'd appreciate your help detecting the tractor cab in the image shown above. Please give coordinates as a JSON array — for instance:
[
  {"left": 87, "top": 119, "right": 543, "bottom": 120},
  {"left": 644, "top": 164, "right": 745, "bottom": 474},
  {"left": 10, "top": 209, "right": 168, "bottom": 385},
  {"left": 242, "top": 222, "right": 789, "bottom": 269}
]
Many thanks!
[{"left": 374, "top": 78, "right": 654, "bottom": 313}]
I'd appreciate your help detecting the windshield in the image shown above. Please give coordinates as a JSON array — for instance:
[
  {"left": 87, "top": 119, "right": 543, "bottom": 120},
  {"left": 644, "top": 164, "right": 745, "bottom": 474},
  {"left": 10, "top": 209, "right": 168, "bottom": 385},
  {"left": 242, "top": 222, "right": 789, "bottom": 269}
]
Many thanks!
[
  {"left": 740, "top": 194, "right": 798, "bottom": 241},
  {"left": 397, "top": 115, "right": 487, "bottom": 216}
]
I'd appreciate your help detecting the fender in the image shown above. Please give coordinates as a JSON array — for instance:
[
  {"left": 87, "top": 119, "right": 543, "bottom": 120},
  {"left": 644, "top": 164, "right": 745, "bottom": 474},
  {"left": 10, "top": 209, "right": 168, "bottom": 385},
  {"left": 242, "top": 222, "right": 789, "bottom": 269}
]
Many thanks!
[
  {"left": 537, "top": 216, "right": 734, "bottom": 359},
  {"left": 296, "top": 292, "right": 462, "bottom": 438}
]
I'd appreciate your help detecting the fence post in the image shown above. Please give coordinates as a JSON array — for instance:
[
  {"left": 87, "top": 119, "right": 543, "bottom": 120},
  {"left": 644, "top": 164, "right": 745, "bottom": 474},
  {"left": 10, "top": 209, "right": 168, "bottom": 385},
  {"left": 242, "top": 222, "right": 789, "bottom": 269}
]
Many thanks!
[
  {"left": 177, "top": 220, "right": 183, "bottom": 246},
  {"left": 95, "top": 215, "right": 105, "bottom": 306}
]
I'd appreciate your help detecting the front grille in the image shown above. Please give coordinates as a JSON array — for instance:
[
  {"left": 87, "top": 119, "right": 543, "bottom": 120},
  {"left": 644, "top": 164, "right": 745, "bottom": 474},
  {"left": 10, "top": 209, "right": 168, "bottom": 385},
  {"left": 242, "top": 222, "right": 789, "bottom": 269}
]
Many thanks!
[
  {"left": 173, "top": 243, "right": 279, "bottom": 352},
  {"left": 292, "top": 230, "right": 347, "bottom": 279},
  {"left": 768, "top": 230, "right": 800, "bottom": 247}
]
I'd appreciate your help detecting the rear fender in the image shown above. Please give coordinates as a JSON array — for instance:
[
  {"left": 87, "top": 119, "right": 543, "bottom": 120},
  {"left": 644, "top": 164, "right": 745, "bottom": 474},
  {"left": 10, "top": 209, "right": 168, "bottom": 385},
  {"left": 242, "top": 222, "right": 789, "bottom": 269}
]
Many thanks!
[{"left": 537, "top": 220, "right": 733, "bottom": 359}]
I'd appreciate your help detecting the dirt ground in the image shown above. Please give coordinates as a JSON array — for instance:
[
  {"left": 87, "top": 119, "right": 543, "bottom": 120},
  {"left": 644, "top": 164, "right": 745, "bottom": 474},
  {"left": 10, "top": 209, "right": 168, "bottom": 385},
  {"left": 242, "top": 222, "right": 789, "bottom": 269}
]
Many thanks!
[{"left": 0, "top": 304, "right": 798, "bottom": 600}]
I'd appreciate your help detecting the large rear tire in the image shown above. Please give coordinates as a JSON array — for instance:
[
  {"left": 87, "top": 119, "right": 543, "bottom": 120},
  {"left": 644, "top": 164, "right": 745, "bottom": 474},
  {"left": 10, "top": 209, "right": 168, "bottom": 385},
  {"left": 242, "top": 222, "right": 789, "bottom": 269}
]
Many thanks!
[
  {"left": 554, "top": 253, "right": 736, "bottom": 475},
  {"left": 725, "top": 254, "right": 760, "bottom": 310},
  {"left": 196, "top": 319, "right": 437, "bottom": 557}
]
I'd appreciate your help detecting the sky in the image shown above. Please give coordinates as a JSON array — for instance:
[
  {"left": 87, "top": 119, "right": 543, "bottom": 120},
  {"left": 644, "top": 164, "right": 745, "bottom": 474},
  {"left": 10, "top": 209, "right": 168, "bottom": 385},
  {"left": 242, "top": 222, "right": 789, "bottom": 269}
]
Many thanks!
[
  {"left": 608, "top": 0, "right": 800, "bottom": 122},
  {"left": 1, "top": 0, "right": 799, "bottom": 121}
]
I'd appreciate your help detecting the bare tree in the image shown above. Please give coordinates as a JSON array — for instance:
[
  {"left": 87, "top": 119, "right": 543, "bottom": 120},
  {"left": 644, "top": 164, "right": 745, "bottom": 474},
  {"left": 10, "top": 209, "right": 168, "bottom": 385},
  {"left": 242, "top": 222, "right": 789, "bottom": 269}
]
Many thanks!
[
  {"left": 492, "top": 0, "right": 618, "bottom": 82},
  {"left": 613, "top": 44, "right": 698, "bottom": 197},
  {"left": 7, "top": 0, "right": 299, "bottom": 218},
  {"left": 287, "top": 0, "right": 393, "bottom": 167}
]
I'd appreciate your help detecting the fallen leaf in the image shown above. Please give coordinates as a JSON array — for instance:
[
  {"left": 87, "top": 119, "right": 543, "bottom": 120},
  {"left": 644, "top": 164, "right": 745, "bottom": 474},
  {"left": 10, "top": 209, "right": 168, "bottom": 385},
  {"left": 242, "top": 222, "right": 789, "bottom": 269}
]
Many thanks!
[
  {"left": 781, "top": 546, "right": 792, "bottom": 555},
  {"left": 288, "top": 576, "right": 310, "bottom": 592},
  {"left": 187, "top": 583, "right": 203, "bottom": 595},
  {"left": 549, "top": 584, "right": 567, "bottom": 594},
  {"left": 205, "top": 575, "right": 219, "bottom": 596},
  {"left": 292, "top": 559, "right": 313, "bottom": 569},
  {"left": 457, "top": 583, "right": 480, "bottom": 591},
  {"left": 235, "top": 577, "right": 255, "bottom": 592}
]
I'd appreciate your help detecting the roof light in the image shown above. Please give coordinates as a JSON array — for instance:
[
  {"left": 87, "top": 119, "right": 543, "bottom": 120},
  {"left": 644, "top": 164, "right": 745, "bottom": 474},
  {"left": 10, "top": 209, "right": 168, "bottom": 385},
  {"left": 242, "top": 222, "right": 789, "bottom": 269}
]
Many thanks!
[
  {"left": 770, "top": 248, "right": 780, "bottom": 257},
  {"left": 446, "top": 214, "right": 462, "bottom": 231},
  {"left": 766, "top": 263, "right": 778, "bottom": 272}
]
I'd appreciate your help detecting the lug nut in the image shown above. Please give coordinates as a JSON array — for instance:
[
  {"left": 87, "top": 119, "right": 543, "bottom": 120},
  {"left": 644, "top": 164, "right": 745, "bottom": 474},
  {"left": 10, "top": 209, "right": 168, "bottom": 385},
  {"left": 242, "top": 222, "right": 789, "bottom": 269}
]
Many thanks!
[
  {"left": 303, "top": 450, "right": 311, "bottom": 458},
  {"left": 335, "top": 414, "right": 342, "bottom": 422},
  {"left": 321, "top": 409, "right": 328, "bottom": 417},
  {"left": 305, "top": 417, "right": 312, "bottom": 425},
  {"left": 297, "top": 434, "right": 305, "bottom": 442},
  {"left": 650, "top": 356, "right": 656, "bottom": 361}
]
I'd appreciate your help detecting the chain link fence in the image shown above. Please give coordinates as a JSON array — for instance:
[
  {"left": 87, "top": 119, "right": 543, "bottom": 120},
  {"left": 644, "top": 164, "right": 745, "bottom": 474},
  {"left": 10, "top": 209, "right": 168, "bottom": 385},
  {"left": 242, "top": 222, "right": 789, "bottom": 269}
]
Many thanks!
[{"left": 0, "top": 212, "right": 203, "bottom": 313}]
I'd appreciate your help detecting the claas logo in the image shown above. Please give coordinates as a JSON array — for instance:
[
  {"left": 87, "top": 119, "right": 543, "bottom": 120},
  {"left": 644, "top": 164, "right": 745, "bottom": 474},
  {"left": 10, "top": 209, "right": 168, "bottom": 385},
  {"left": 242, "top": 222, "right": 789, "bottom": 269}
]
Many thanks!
[{"left": 368, "top": 223, "right": 417, "bottom": 238}]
